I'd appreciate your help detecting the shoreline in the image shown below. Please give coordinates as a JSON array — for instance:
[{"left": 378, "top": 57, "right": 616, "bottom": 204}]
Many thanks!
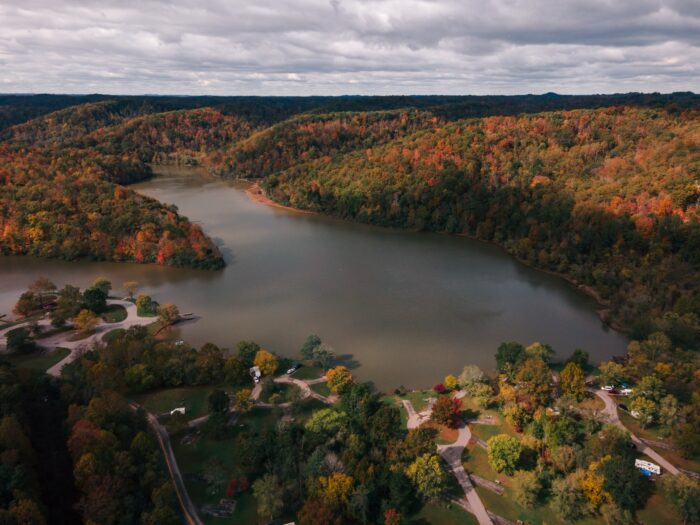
[
  {"left": 244, "top": 182, "right": 317, "bottom": 215},
  {"left": 244, "top": 183, "right": 625, "bottom": 335}
]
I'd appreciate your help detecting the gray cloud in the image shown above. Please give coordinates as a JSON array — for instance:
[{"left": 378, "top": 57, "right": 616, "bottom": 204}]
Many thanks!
[{"left": 0, "top": 0, "right": 698, "bottom": 95}]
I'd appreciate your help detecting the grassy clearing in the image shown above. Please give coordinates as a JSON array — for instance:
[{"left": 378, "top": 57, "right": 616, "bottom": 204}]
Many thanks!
[
  {"left": 103, "top": 328, "right": 126, "bottom": 343},
  {"left": 1, "top": 347, "right": 70, "bottom": 372},
  {"left": 399, "top": 390, "right": 434, "bottom": 413},
  {"left": 618, "top": 411, "right": 700, "bottom": 472},
  {"left": 260, "top": 382, "right": 296, "bottom": 404},
  {"left": 637, "top": 491, "right": 682, "bottom": 525},
  {"left": 310, "top": 382, "right": 331, "bottom": 397},
  {"left": 101, "top": 304, "right": 127, "bottom": 323},
  {"left": 173, "top": 408, "right": 282, "bottom": 524},
  {"left": 407, "top": 501, "right": 479, "bottom": 525},
  {"left": 293, "top": 398, "right": 328, "bottom": 424},
  {"left": 133, "top": 385, "right": 224, "bottom": 420},
  {"left": 291, "top": 365, "right": 324, "bottom": 380},
  {"left": 0, "top": 313, "right": 43, "bottom": 330}
]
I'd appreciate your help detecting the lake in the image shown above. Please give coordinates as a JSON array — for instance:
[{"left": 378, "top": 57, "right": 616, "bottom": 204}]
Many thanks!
[{"left": 0, "top": 167, "right": 628, "bottom": 389}]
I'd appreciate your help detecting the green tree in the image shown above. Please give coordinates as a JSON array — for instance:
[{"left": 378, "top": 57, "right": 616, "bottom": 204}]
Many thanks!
[
  {"left": 301, "top": 334, "right": 322, "bottom": 360},
  {"left": 123, "top": 280, "right": 139, "bottom": 299},
  {"left": 512, "top": 470, "right": 541, "bottom": 508},
  {"left": 305, "top": 409, "right": 347, "bottom": 437},
  {"left": 561, "top": 362, "right": 585, "bottom": 401},
  {"left": 566, "top": 349, "right": 589, "bottom": 369},
  {"left": 550, "top": 470, "right": 589, "bottom": 522},
  {"left": 252, "top": 474, "right": 284, "bottom": 521},
  {"left": 6, "top": 327, "right": 35, "bottom": 354},
  {"left": 135, "top": 294, "right": 158, "bottom": 316},
  {"left": 233, "top": 389, "right": 253, "bottom": 413},
  {"left": 74, "top": 309, "right": 99, "bottom": 334},
  {"left": 515, "top": 357, "right": 552, "bottom": 408},
  {"left": 157, "top": 303, "right": 179, "bottom": 325},
  {"left": 662, "top": 474, "right": 700, "bottom": 525},
  {"left": 599, "top": 361, "right": 626, "bottom": 387},
  {"left": 633, "top": 375, "right": 665, "bottom": 403},
  {"left": 404, "top": 453, "right": 447, "bottom": 501},
  {"left": 223, "top": 357, "right": 248, "bottom": 386},
  {"left": 208, "top": 389, "right": 229, "bottom": 415},
  {"left": 237, "top": 340, "right": 260, "bottom": 367},
  {"left": 495, "top": 341, "right": 525, "bottom": 377},
  {"left": 92, "top": 277, "right": 112, "bottom": 295},
  {"left": 83, "top": 286, "right": 107, "bottom": 313},
  {"left": 487, "top": 434, "right": 522, "bottom": 475},
  {"left": 629, "top": 397, "right": 657, "bottom": 427},
  {"left": 13, "top": 291, "right": 40, "bottom": 317},
  {"left": 458, "top": 364, "right": 486, "bottom": 389},
  {"left": 658, "top": 394, "right": 679, "bottom": 433},
  {"left": 525, "top": 341, "right": 554, "bottom": 363}
]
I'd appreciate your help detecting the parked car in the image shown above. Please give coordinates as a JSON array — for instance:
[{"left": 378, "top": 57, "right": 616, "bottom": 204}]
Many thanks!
[
  {"left": 619, "top": 388, "right": 634, "bottom": 395},
  {"left": 601, "top": 385, "right": 615, "bottom": 391},
  {"left": 287, "top": 364, "right": 302, "bottom": 375}
]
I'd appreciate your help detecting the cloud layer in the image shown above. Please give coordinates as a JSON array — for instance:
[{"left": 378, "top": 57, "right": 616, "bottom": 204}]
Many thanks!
[{"left": 1, "top": 0, "right": 698, "bottom": 95}]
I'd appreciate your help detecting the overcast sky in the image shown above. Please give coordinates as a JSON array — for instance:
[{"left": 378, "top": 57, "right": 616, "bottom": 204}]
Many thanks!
[{"left": 1, "top": 0, "right": 698, "bottom": 95}]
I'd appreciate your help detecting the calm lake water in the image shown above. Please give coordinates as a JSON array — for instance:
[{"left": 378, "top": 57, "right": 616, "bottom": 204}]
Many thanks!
[{"left": 0, "top": 167, "right": 628, "bottom": 389}]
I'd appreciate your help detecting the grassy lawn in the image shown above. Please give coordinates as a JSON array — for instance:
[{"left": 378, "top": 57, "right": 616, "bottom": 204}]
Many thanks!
[
  {"left": 310, "top": 382, "right": 331, "bottom": 397},
  {"left": 172, "top": 408, "right": 284, "bottom": 524},
  {"left": 0, "top": 313, "right": 44, "bottom": 330},
  {"left": 637, "top": 491, "right": 681, "bottom": 525},
  {"left": 407, "top": 501, "right": 479, "bottom": 525},
  {"left": 1, "top": 347, "right": 70, "bottom": 372},
  {"left": 291, "top": 365, "right": 324, "bottom": 380},
  {"left": 399, "top": 390, "right": 434, "bottom": 413},
  {"left": 133, "top": 385, "right": 225, "bottom": 420},
  {"left": 103, "top": 328, "right": 126, "bottom": 343},
  {"left": 293, "top": 398, "right": 328, "bottom": 424},
  {"left": 260, "top": 382, "right": 296, "bottom": 404},
  {"left": 618, "top": 411, "right": 700, "bottom": 472},
  {"left": 101, "top": 304, "right": 127, "bottom": 323}
]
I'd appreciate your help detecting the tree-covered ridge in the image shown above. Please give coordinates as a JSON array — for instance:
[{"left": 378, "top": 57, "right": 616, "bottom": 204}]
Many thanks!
[
  {"left": 83, "top": 108, "right": 255, "bottom": 166},
  {"left": 0, "top": 145, "right": 224, "bottom": 268},
  {"left": 207, "top": 109, "right": 441, "bottom": 177},
  {"left": 265, "top": 107, "right": 700, "bottom": 330},
  {"left": 0, "top": 100, "right": 158, "bottom": 147}
]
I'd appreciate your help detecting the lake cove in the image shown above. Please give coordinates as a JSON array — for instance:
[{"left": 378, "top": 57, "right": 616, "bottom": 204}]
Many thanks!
[{"left": 0, "top": 167, "right": 628, "bottom": 390}]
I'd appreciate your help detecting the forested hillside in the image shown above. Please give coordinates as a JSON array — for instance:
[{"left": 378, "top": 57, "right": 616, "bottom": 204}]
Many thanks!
[
  {"left": 0, "top": 145, "right": 224, "bottom": 268},
  {"left": 265, "top": 107, "right": 700, "bottom": 332}
]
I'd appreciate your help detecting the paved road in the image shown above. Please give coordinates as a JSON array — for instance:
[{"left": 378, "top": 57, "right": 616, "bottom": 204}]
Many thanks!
[
  {"left": 43, "top": 300, "right": 154, "bottom": 377},
  {"left": 402, "top": 391, "right": 493, "bottom": 525},
  {"left": 188, "top": 374, "right": 336, "bottom": 427},
  {"left": 130, "top": 402, "right": 204, "bottom": 525},
  {"left": 595, "top": 390, "right": 679, "bottom": 476}
]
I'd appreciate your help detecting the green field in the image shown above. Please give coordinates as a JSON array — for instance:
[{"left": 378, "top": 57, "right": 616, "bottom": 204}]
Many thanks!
[
  {"left": 290, "top": 365, "right": 324, "bottom": 380},
  {"left": 133, "top": 385, "right": 225, "bottom": 420},
  {"left": 1, "top": 347, "right": 70, "bottom": 372},
  {"left": 310, "top": 381, "right": 331, "bottom": 397},
  {"left": 408, "top": 501, "right": 479, "bottom": 525},
  {"left": 172, "top": 407, "right": 283, "bottom": 525},
  {"left": 101, "top": 304, "right": 127, "bottom": 323}
]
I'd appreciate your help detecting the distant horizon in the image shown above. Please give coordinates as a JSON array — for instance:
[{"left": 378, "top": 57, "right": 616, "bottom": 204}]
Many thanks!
[{"left": 1, "top": 90, "right": 697, "bottom": 98}]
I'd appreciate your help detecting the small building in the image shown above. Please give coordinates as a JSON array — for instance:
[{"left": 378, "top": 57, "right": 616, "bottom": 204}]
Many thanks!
[{"left": 249, "top": 366, "right": 261, "bottom": 383}]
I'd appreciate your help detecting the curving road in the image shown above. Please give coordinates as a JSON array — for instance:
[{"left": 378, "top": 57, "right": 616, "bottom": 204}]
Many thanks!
[
  {"left": 129, "top": 402, "right": 204, "bottom": 525},
  {"left": 595, "top": 390, "right": 679, "bottom": 476},
  {"left": 402, "top": 391, "right": 493, "bottom": 525},
  {"left": 42, "top": 300, "right": 154, "bottom": 377}
]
